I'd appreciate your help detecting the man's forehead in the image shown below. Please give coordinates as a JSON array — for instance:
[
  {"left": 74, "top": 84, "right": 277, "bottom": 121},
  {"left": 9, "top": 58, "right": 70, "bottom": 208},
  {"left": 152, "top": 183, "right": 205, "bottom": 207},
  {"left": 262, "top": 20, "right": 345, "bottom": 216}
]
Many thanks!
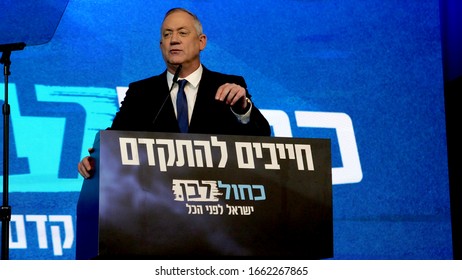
[{"left": 162, "top": 24, "right": 189, "bottom": 31}]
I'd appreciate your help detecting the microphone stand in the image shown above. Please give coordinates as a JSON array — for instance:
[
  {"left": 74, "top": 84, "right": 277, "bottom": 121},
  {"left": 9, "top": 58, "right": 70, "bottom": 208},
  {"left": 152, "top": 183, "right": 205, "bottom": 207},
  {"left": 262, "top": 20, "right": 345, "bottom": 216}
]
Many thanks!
[
  {"left": 0, "top": 42, "right": 25, "bottom": 260},
  {"left": 152, "top": 65, "right": 182, "bottom": 127}
]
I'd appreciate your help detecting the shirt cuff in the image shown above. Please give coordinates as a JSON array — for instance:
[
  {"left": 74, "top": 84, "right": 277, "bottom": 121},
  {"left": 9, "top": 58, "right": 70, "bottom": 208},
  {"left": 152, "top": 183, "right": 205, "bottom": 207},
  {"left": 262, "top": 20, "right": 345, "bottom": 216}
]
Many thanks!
[{"left": 231, "top": 98, "right": 252, "bottom": 124}]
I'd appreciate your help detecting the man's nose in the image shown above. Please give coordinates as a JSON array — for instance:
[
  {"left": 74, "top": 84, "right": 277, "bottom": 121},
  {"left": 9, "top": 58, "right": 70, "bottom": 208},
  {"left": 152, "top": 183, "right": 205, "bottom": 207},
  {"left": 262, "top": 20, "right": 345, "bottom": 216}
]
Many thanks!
[{"left": 170, "top": 32, "right": 181, "bottom": 43}]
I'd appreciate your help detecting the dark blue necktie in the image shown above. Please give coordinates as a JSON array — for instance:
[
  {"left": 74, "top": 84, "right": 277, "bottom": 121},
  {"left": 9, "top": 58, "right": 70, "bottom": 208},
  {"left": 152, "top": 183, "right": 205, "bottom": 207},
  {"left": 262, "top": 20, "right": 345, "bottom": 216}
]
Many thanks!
[{"left": 176, "top": 79, "right": 189, "bottom": 133}]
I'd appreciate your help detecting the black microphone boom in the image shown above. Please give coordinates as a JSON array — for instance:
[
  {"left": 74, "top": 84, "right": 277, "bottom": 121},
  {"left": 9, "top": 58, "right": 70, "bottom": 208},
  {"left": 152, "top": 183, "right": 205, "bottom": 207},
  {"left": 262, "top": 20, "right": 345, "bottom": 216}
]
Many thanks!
[
  {"left": 172, "top": 64, "right": 182, "bottom": 84},
  {"left": 152, "top": 65, "right": 182, "bottom": 126}
]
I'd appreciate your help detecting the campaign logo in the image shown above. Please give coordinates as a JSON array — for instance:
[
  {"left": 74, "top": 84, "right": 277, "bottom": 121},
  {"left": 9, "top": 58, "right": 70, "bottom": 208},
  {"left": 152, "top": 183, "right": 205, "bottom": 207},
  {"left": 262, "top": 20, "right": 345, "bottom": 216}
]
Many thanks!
[{"left": 172, "top": 179, "right": 266, "bottom": 216}]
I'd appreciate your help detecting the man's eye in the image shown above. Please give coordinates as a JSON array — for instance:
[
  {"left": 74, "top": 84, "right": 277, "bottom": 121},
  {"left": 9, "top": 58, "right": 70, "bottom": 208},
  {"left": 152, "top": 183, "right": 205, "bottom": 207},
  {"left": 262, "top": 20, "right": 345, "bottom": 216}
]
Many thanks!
[{"left": 179, "top": 31, "right": 189, "bottom": 36}]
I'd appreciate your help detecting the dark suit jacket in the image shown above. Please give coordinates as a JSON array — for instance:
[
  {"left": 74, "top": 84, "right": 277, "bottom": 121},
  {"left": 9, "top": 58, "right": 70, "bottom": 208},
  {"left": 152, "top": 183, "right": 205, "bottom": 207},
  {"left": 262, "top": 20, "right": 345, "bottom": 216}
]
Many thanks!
[{"left": 110, "top": 66, "right": 271, "bottom": 136}]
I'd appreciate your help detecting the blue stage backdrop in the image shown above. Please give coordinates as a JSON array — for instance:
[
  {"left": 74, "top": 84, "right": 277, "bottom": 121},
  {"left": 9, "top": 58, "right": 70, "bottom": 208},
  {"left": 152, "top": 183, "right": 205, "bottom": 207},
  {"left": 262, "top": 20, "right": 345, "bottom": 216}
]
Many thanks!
[{"left": 0, "top": 0, "right": 451, "bottom": 259}]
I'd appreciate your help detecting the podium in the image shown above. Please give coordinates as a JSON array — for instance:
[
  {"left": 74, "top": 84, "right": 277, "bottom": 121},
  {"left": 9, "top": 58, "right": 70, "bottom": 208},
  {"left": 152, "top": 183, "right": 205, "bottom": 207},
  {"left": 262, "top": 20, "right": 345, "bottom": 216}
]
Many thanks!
[{"left": 76, "top": 130, "right": 333, "bottom": 259}]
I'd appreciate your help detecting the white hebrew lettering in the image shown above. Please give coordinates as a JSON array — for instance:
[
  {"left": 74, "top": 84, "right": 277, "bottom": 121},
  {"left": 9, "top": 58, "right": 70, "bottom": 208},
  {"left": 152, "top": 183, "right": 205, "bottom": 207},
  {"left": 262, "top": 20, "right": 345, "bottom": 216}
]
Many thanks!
[
  {"left": 235, "top": 142, "right": 255, "bottom": 169},
  {"left": 193, "top": 140, "right": 213, "bottom": 167},
  {"left": 205, "top": 204, "right": 224, "bottom": 215},
  {"left": 226, "top": 205, "right": 239, "bottom": 215},
  {"left": 119, "top": 137, "right": 140, "bottom": 165},
  {"left": 294, "top": 144, "right": 314, "bottom": 170},
  {"left": 9, "top": 215, "right": 74, "bottom": 256},
  {"left": 186, "top": 203, "right": 204, "bottom": 214},
  {"left": 172, "top": 179, "right": 220, "bottom": 202},
  {"left": 9, "top": 215, "right": 27, "bottom": 249},
  {"left": 210, "top": 136, "right": 227, "bottom": 168},
  {"left": 137, "top": 138, "right": 156, "bottom": 166},
  {"left": 175, "top": 140, "right": 195, "bottom": 167},
  {"left": 261, "top": 143, "right": 280, "bottom": 169},
  {"left": 155, "top": 139, "right": 175, "bottom": 172}
]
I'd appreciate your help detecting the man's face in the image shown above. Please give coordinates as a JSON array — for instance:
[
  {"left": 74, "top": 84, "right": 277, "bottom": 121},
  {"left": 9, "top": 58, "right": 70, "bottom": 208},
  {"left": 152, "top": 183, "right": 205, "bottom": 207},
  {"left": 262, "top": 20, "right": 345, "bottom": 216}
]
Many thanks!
[{"left": 160, "top": 11, "right": 206, "bottom": 68}]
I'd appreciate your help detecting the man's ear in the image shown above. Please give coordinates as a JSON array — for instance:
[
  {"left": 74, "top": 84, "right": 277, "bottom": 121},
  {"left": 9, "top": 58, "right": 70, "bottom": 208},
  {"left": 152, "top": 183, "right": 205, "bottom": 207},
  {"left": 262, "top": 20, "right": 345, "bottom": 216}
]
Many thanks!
[{"left": 199, "top": 34, "right": 207, "bottom": 51}]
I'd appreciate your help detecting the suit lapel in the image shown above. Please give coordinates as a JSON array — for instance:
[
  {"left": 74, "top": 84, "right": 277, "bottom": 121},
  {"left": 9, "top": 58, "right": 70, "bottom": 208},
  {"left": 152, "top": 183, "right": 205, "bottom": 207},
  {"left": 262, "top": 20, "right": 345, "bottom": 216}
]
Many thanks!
[
  {"left": 190, "top": 68, "right": 214, "bottom": 128},
  {"left": 151, "top": 72, "right": 181, "bottom": 132}
]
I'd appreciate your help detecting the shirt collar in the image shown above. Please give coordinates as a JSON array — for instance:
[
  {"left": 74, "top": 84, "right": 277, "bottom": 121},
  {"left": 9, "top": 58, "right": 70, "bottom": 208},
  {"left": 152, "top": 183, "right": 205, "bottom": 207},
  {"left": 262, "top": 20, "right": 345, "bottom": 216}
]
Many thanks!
[{"left": 167, "top": 64, "right": 203, "bottom": 89}]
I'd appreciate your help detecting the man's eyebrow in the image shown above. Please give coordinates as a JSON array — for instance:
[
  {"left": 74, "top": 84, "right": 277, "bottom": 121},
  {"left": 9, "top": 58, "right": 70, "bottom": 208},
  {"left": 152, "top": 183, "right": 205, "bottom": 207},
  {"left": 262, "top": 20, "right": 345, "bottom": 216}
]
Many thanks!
[{"left": 164, "top": 25, "right": 189, "bottom": 30}]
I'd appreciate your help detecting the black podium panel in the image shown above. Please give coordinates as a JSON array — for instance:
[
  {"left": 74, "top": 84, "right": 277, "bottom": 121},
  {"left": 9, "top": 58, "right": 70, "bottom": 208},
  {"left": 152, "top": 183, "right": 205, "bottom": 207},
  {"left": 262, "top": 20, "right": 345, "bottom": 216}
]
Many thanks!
[{"left": 76, "top": 130, "right": 332, "bottom": 259}]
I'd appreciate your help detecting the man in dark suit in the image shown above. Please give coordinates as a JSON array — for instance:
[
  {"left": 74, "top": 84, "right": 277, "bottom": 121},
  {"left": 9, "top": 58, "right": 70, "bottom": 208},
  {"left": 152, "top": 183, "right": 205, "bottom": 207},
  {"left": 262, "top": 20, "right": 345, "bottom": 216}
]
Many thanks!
[{"left": 77, "top": 7, "right": 271, "bottom": 178}]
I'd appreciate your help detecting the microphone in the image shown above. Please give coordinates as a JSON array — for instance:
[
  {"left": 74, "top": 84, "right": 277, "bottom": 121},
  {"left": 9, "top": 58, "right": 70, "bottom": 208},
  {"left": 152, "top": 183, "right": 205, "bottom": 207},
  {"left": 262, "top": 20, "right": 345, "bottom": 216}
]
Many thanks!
[
  {"left": 152, "top": 65, "right": 182, "bottom": 126},
  {"left": 172, "top": 64, "right": 182, "bottom": 85}
]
